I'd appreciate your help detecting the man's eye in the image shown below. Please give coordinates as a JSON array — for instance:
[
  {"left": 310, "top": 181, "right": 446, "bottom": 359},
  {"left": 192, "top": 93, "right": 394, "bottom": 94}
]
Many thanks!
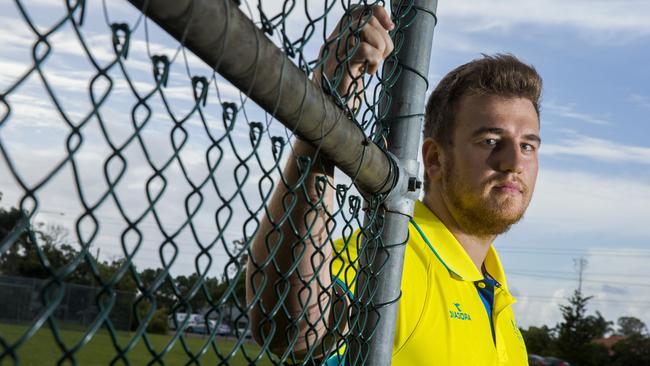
[
  {"left": 484, "top": 138, "right": 498, "bottom": 147},
  {"left": 521, "top": 143, "right": 535, "bottom": 152}
]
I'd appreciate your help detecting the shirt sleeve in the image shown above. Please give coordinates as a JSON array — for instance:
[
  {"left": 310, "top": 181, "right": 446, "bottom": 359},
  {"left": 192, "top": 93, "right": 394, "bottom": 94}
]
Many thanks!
[
  {"left": 330, "top": 229, "right": 362, "bottom": 298},
  {"left": 329, "top": 224, "right": 429, "bottom": 358}
]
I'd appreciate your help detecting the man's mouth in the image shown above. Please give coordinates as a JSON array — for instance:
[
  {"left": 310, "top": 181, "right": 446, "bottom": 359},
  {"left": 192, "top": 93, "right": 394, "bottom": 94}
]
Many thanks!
[{"left": 493, "top": 182, "right": 523, "bottom": 195}]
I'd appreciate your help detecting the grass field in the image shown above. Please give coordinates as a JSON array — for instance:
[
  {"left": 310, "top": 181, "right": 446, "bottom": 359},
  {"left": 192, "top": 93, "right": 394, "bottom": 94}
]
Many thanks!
[{"left": 0, "top": 323, "right": 274, "bottom": 365}]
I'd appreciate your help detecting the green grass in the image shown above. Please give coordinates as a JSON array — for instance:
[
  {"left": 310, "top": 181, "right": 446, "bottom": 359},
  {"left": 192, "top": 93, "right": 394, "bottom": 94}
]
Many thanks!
[{"left": 0, "top": 323, "right": 274, "bottom": 365}]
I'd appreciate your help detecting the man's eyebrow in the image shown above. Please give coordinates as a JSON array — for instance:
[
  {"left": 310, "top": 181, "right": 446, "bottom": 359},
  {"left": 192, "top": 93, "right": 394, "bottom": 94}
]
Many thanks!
[
  {"left": 471, "top": 127, "right": 542, "bottom": 144},
  {"left": 471, "top": 127, "right": 505, "bottom": 137},
  {"left": 524, "top": 133, "right": 542, "bottom": 145}
]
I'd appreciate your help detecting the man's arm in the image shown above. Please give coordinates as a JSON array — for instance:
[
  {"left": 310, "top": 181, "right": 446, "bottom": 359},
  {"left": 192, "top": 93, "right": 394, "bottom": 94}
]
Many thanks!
[{"left": 246, "top": 5, "right": 394, "bottom": 357}]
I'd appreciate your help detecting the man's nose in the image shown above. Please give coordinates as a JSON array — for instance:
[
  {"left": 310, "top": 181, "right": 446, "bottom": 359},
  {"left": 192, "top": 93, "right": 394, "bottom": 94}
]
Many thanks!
[{"left": 496, "top": 141, "right": 524, "bottom": 174}]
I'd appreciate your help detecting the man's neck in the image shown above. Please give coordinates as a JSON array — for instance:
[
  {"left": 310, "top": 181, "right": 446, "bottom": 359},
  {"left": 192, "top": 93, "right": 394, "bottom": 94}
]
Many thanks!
[{"left": 422, "top": 192, "right": 495, "bottom": 272}]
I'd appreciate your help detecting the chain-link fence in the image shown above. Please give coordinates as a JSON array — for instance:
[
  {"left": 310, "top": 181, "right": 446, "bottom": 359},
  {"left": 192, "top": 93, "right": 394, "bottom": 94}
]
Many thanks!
[
  {"left": 0, "top": 0, "right": 436, "bottom": 364},
  {"left": 0, "top": 275, "right": 135, "bottom": 331}
]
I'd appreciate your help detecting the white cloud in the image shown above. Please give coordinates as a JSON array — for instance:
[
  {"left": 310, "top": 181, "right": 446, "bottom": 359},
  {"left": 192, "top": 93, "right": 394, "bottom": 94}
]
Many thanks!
[
  {"left": 630, "top": 94, "right": 650, "bottom": 109},
  {"left": 511, "top": 248, "right": 650, "bottom": 329},
  {"left": 2, "top": 92, "right": 84, "bottom": 131},
  {"left": 544, "top": 101, "right": 611, "bottom": 126},
  {"left": 501, "top": 166, "right": 650, "bottom": 324},
  {"left": 541, "top": 135, "right": 650, "bottom": 165},
  {"left": 0, "top": 99, "right": 288, "bottom": 278},
  {"left": 438, "top": 0, "right": 650, "bottom": 42},
  {"left": 524, "top": 168, "right": 650, "bottom": 239}
]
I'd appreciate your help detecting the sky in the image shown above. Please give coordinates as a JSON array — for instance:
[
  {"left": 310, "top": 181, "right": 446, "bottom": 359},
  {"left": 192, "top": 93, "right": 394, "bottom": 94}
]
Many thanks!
[
  {"left": 0, "top": 0, "right": 649, "bottom": 333},
  {"left": 429, "top": 0, "right": 650, "bottom": 331}
]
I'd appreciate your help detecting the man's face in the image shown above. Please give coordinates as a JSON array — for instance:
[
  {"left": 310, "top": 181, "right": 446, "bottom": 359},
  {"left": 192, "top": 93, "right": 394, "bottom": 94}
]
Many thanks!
[{"left": 440, "top": 93, "right": 540, "bottom": 237}]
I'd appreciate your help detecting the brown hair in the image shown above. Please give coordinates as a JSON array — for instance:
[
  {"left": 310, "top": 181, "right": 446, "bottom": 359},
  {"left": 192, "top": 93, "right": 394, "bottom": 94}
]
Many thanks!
[{"left": 423, "top": 54, "right": 542, "bottom": 188}]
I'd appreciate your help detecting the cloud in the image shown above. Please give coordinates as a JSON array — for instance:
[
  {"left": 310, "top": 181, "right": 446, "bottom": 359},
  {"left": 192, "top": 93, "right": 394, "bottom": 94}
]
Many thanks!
[
  {"left": 438, "top": 0, "right": 650, "bottom": 42},
  {"left": 544, "top": 101, "right": 611, "bottom": 126},
  {"left": 541, "top": 135, "right": 650, "bottom": 165},
  {"left": 630, "top": 94, "right": 650, "bottom": 109},
  {"left": 2, "top": 92, "right": 85, "bottom": 132},
  {"left": 523, "top": 167, "right": 650, "bottom": 239},
  {"left": 509, "top": 246, "right": 650, "bottom": 329},
  {"left": 600, "top": 285, "right": 628, "bottom": 296},
  {"left": 0, "top": 98, "right": 289, "bottom": 278}
]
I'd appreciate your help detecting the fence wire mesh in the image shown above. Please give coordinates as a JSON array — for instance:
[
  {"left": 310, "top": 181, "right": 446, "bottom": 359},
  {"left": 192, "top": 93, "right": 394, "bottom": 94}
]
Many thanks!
[{"left": 0, "top": 0, "right": 432, "bottom": 365}]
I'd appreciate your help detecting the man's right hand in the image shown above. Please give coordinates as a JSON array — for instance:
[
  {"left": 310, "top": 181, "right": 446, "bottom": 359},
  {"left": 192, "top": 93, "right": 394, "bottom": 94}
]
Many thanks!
[{"left": 316, "top": 5, "right": 395, "bottom": 110}]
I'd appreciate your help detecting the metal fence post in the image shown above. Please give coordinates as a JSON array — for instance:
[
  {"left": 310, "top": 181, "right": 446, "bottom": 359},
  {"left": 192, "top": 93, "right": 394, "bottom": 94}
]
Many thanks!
[{"left": 349, "top": 1, "right": 438, "bottom": 365}]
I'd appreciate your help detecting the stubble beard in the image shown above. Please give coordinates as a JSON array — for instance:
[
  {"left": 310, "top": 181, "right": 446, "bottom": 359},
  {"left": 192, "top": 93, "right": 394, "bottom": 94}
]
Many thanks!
[{"left": 441, "top": 157, "right": 531, "bottom": 238}]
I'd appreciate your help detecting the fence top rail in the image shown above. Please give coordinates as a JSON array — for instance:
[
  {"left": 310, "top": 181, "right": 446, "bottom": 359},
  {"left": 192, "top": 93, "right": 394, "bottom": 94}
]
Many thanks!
[{"left": 126, "top": 0, "right": 398, "bottom": 195}]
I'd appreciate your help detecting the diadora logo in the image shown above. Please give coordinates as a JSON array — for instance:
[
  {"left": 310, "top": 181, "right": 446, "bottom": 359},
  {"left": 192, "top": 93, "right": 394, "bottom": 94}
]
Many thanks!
[{"left": 449, "top": 302, "right": 472, "bottom": 321}]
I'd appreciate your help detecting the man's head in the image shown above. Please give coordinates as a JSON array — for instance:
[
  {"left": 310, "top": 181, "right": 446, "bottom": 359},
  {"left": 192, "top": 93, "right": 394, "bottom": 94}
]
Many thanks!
[{"left": 422, "top": 54, "right": 542, "bottom": 238}]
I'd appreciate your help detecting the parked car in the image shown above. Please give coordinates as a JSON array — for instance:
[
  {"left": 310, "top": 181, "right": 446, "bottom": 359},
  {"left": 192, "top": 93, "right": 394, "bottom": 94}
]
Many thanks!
[
  {"left": 544, "top": 356, "right": 571, "bottom": 366},
  {"left": 236, "top": 326, "right": 253, "bottom": 339},
  {"left": 187, "top": 319, "right": 218, "bottom": 334},
  {"left": 168, "top": 313, "right": 209, "bottom": 333},
  {"left": 528, "top": 354, "right": 549, "bottom": 366},
  {"left": 187, "top": 322, "right": 208, "bottom": 334},
  {"left": 168, "top": 313, "right": 200, "bottom": 330},
  {"left": 215, "top": 324, "right": 232, "bottom": 336}
]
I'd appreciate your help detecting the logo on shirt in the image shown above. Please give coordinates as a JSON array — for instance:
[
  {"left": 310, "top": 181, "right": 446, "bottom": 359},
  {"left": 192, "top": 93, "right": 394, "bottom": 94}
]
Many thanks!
[
  {"left": 512, "top": 319, "right": 524, "bottom": 342},
  {"left": 449, "top": 303, "right": 472, "bottom": 321}
]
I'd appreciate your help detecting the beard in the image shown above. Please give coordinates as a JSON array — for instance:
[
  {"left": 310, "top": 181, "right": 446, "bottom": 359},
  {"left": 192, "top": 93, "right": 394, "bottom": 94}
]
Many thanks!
[{"left": 441, "top": 156, "right": 532, "bottom": 238}]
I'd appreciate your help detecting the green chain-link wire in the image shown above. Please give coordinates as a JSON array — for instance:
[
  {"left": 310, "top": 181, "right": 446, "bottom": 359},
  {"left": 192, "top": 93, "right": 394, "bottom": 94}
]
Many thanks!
[{"left": 0, "top": 0, "right": 427, "bottom": 364}]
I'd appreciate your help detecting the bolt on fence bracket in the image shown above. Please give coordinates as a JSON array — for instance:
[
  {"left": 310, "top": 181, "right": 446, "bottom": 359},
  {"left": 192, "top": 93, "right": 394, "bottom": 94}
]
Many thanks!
[{"left": 379, "top": 154, "right": 420, "bottom": 213}]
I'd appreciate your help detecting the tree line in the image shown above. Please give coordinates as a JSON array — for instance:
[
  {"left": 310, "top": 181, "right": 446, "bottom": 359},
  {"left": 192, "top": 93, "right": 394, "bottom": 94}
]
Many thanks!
[
  {"left": 521, "top": 287, "right": 650, "bottom": 365},
  {"left": 0, "top": 193, "right": 245, "bottom": 334}
]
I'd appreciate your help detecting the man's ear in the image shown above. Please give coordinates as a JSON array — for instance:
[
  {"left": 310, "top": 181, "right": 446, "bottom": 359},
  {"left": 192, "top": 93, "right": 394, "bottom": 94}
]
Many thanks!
[{"left": 422, "top": 137, "right": 444, "bottom": 182}]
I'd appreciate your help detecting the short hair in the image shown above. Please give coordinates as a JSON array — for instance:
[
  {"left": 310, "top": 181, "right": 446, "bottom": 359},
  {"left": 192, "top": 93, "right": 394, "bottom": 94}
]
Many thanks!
[{"left": 422, "top": 54, "right": 542, "bottom": 188}]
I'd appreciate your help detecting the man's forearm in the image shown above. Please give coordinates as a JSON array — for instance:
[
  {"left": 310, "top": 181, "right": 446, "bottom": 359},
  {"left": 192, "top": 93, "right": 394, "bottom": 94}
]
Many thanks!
[{"left": 246, "top": 138, "right": 336, "bottom": 354}]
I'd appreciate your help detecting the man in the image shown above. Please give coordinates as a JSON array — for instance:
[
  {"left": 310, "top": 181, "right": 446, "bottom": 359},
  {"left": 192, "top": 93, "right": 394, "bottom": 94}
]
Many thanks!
[{"left": 247, "top": 6, "right": 540, "bottom": 365}]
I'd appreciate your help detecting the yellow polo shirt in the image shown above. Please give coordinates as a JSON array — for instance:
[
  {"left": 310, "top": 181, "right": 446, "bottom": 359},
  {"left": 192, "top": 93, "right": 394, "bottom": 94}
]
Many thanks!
[{"left": 330, "top": 200, "right": 528, "bottom": 365}]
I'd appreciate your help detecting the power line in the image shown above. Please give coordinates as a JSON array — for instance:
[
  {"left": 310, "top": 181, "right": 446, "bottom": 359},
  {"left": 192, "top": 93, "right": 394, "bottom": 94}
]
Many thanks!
[
  {"left": 514, "top": 294, "right": 650, "bottom": 305},
  {"left": 499, "top": 248, "right": 650, "bottom": 258},
  {"left": 508, "top": 271, "right": 650, "bottom": 288},
  {"left": 507, "top": 268, "right": 650, "bottom": 278}
]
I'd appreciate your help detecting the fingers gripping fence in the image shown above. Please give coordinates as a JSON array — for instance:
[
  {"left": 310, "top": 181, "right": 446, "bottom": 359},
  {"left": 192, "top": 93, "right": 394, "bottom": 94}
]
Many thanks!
[{"left": 0, "top": 1, "right": 436, "bottom": 365}]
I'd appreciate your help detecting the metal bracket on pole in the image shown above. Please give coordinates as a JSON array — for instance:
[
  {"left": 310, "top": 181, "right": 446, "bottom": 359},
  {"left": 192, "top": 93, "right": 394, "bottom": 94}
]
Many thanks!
[{"left": 381, "top": 154, "right": 421, "bottom": 213}]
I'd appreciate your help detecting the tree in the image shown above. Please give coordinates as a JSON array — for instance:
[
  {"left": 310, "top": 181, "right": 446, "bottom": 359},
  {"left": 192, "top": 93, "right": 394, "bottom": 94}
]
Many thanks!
[
  {"left": 99, "top": 257, "right": 137, "bottom": 293},
  {"left": 174, "top": 273, "right": 202, "bottom": 311},
  {"left": 520, "top": 325, "right": 555, "bottom": 356},
  {"left": 0, "top": 216, "right": 77, "bottom": 279},
  {"left": 555, "top": 290, "right": 611, "bottom": 366},
  {"left": 611, "top": 333, "right": 650, "bottom": 366},
  {"left": 586, "top": 311, "right": 614, "bottom": 339},
  {"left": 1, "top": 192, "right": 77, "bottom": 278},
  {"left": 0, "top": 203, "right": 34, "bottom": 276},
  {"left": 139, "top": 267, "right": 176, "bottom": 310},
  {"left": 616, "top": 316, "right": 648, "bottom": 337}
]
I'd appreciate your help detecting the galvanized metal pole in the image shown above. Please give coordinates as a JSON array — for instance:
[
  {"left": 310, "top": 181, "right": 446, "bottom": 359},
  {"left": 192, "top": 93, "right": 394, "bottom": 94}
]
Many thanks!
[{"left": 348, "top": 1, "right": 438, "bottom": 365}]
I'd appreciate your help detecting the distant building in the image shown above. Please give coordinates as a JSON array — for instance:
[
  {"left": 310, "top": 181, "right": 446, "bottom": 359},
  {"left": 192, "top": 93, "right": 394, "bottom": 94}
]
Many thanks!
[{"left": 592, "top": 335, "right": 626, "bottom": 356}]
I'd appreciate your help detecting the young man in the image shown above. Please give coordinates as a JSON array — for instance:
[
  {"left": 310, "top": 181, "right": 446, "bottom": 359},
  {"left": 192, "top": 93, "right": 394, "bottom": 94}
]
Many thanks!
[{"left": 247, "top": 6, "right": 541, "bottom": 365}]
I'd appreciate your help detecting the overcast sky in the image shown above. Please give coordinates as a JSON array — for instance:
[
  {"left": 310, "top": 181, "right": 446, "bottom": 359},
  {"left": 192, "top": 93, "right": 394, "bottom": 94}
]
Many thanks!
[{"left": 1, "top": 0, "right": 649, "bottom": 332}]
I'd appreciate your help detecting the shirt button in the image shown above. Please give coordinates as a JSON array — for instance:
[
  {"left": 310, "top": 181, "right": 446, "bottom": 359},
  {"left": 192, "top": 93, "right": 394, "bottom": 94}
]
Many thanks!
[{"left": 477, "top": 281, "right": 486, "bottom": 289}]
